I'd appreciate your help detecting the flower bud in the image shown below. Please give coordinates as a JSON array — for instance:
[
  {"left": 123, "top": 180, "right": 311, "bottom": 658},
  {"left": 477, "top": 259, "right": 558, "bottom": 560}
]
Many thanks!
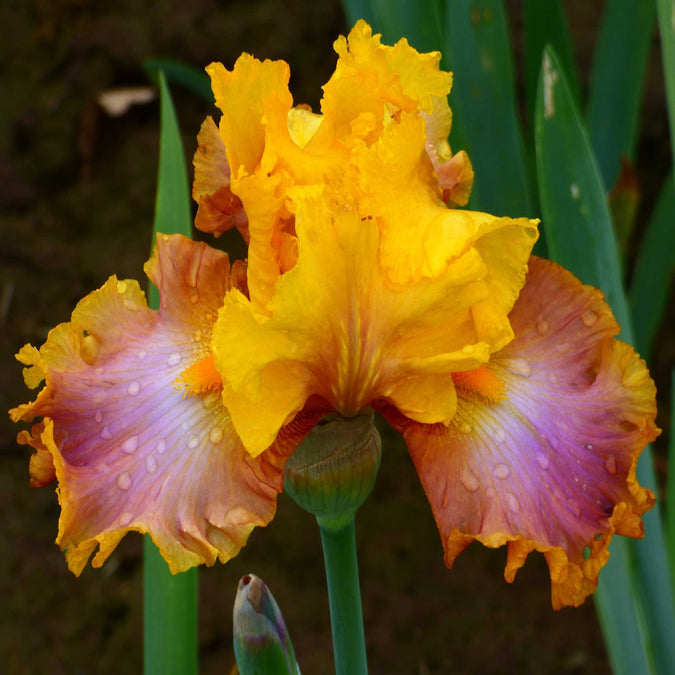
[
  {"left": 233, "top": 574, "right": 300, "bottom": 675},
  {"left": 283, "top": 411, "right": 382, "bottom": 531}
]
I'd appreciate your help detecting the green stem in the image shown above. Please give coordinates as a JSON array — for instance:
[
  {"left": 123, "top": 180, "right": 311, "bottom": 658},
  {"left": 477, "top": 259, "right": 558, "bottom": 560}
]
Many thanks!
[
  {"left": 143, "top": 537, "right": 198, "bottom": 674},
  {"left": 319, "top": 519, "right": 368, "bottom": 675}
]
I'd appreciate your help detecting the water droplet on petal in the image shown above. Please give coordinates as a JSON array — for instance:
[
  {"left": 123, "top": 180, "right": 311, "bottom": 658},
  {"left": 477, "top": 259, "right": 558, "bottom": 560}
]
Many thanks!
[
  {"left": 537, "top": 318, "right": 550, "bottom": 335},
  {"left": 95, "top": 411, "right": 103, "bottom": 424},
  {"left": 581, "top": 310, "right": 599, "bottom": 327},
  {"left": 505, "top": 492, "right": 520, "bottom": 512},
  {"left": 507, "top": 358, "right": 531, "bottom": 377},
  {"left": 193, "top": 330, "right": 203, "bottom": 342},
  {"left": 209, "top": 427, "right": 224, "bottom": 444},
  {"left": 441, "top": 493, "right": 448, "bottom": 508},
  {"left": 555, "top": 342, "right": 571, "bottom": 353},
  {"left": 145, "top": 455, "right": 157, "bottom": 473},
  {"left": 128, "top": 381, "right": 140, "bottom": 396},
  {"left": 570, "top": 183, "right": 580, "bottom": 200},
  {"left": 117, "top": 280, "right": 127, "bottom": 294},
  {"left": 188, "top": 436, "right": 199, "bottom": 449},
  {"left": 586, "top": 443, "right": 594, "bottom": 450},
  {"left": 138, "top": 350, "right": 147, "bottom": 360},
  {"left": 493, "top": 463, "right": 510, "bottom": 480},
  {"left": 122, "top": 436, "right": 139, "bottom": 454},
  {"left": 117, "top": 471, "right": 132, "bottom": 491},
  {"left": 190, "top": 292, "right": 199, "bottom": 304},
  {"left": 460, "top": 467, "right": 480, "bottom": 493},
  {"left": 119, "top": 512, "right": 133, "bottom": 526},
  {"left": 460, "top": 421, "right": 472, "bottom": 434},
  {"left": 462, "top": 344, "right": 475, "bottom": 355},
  {"left": 604, "top": 454, "right": 617, "bottom": 475},
  {"left": 535, "top": 452, "right": 549, "bottom": 470},
  {"left": 156, "top": 440, "right": 166, "bottom": 454},
  {"left": 202, "top": 393, "right": 219, "bottom": 409},
  {"left": 101, "top": 426, "right": 112, "bottom": 440},
  {"left": 168, "top": 353, "right": 181, "bottom": 366}
]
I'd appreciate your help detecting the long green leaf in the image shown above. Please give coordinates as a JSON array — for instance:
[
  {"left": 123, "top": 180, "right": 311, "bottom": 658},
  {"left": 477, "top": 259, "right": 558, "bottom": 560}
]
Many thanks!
[
  {"left": 668, "top": 371, "right": 675, "bottom": 594},
  {"left": 587, "top": 0, "right": 656, "bottom": 192},
  {"left": 144, "top": 58, "right": 214, "bottom": 105},
  {"left": 368, "top": 0, "right": 444, "bottom": 52},
  {"left": 341, "top": 0, "right": 376, "bottom": 26},
  {"left": 628, "top": 174, "right": 675, "bottom": 359},
  {"left": 144, "top": 71, "right": 197, "bottom": 675},
  {"left": 535, "top": 46, "right": 675, "bottom": 675},
  {"left": 440, "top": 0, "right": 534, "bottom": 216},
  {"left": 524, "top": 0, "right": 580, "bottom": 129},
  {"left": 657, "top": 0, "right": 675, "bottom": 169}
]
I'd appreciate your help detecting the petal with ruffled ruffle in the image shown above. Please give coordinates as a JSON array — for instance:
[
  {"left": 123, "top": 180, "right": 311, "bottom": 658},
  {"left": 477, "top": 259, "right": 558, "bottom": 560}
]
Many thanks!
[
  {"left": 10, "top": 235, "right": 312, "bottom": 574},
  {"left": 381, "top": 257, "right": 658, "bottom": 608},
  {"left": 212, "top": 187, "right": 537, "bottom": 456}
]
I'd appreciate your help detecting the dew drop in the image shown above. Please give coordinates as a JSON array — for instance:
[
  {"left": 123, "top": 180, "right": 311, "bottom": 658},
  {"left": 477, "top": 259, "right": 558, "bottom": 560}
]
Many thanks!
[
  {"left": 181, "top": 421, "right": 189, "bottom": 431},
  {"left": 462, "top": 344, "right": 475, "bottom": 355},
  {"left": 145, "top": 455, "right": 157, "bottom": 473},
  {"left": 95, "top": 367, "right": 104, "bottom": 375},
  {"left": 117, "top": 471, "right": 132, "bottom": 491},
  {"left": 535, "top": 452, "right": 549, "bottom": 470},
  {"left": 119, "top": 512, "right": 133, "bottom": 526},
  {"left": 138, "top": 350, "right": 147, "bottom": 360},
  {"left": 167, "top": 353, "right": 181, "bottom": 366},
  {"left": 188, "top": 436, "right": 199, "bottom": 449},
  {"left": 507, "top": 358, "right": 531, "bottom": 377},
  {"left": 586, "top": 444, "right": 594, "bottom": 450},
  {"left": 441, "top": 493, "right": 448, "bottom": 508},
  {"left": 460, "top": 468, "right": 480, "bottom": 492},
  {"left": 101, "top": 426, "right": 112, "bottom": 440},
  {"left": 156, "top": 440, "right": 167, "bottom": 454},
  {"left": 117, "top": 280, "right": 127, "bottom": 294},
  {"left": 128, "top": 381, "right": 141, "bottom": 396},
  {"left": 94, "top": 411, "right": 103, "bottom": 424},
  {"left": 505, "top": 492, "right": 520, "bottom": 513},
  {"left": 193, "top": 329, "right": 203, "bottom": 342},
  {"left": 555, "top": 342, "right": 571, "bottom": 354},
  {"left": 122, "top": 436, "right": 139, "bottom": 454},
  {"left": 190, "top": 292, "right": 199, "bottom": 304},
  {"left": 536, "top": 318, "right": 550, "bottom": 335},
  {"left": 209, "top": 427, "right": 224, "bottom": 445},
  {"left": 460, "top": 421, "right": 472, "bottom": 434},
  {"left": 493, "top": 463, "right": 510, "bottom": 480},
  {"left": 581, "top": 309, "right": 599, "bottom": 327},
  {"left": 604, "top": 454, "right": 617, "bottom": 475},
  {"left": 570, "top": 183, "right": 580, "bottom": 200},
  {"left": 202, "top": 393, "right": 219, "bottom": 409}
]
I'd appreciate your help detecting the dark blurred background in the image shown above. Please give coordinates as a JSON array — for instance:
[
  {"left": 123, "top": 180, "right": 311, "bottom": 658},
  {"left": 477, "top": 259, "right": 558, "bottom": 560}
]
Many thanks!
[{"left": 1, "top": 1, "right": 671, "bottom": 673}]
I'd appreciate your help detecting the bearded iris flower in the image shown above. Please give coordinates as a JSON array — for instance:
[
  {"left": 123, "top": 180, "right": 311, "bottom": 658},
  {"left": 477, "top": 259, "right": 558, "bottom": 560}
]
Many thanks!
[{"left": 11, "top": 21, "right": 658, "bottom": 609}]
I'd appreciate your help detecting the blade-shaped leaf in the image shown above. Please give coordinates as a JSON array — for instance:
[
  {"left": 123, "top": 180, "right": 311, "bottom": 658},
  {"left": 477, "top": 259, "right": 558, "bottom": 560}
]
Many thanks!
[
  {"left": 536, "top": 46, "right": 675, "bottom": 675},
  {"left": 668, "top": 371, "right": 675, "bottom": 594},
  {"left": 144, "top": 58, "right": 214, "bottom": 105},
  {"left": 587, "top": 0, "right": 656, "bottom": 192},
  {"left": 144, "top": 71, "right": 197, "bottom": 675},
  {"left": 629, "top": 174, "right": 675, "bottom": 359},
  {"left": 341, "top": 0, "right": 376, "bottom": 26},
  {"left": 524, "top": 0, "right": 580, "bottom": 129},
  {"left": 368, "top": 0, "right": 444, "bottom": 52}
]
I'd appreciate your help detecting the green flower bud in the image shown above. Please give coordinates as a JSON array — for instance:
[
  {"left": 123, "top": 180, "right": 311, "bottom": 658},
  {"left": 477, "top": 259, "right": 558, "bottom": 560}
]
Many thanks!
[
  {"left": 283, "top": 411, "right": 382, "bottom": 531},
  {"left": 233, "top": 574, "right": 300, "bottom": 675}
]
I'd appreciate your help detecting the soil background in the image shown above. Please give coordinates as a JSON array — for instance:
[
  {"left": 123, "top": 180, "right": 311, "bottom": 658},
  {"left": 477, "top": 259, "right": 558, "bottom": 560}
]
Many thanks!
[{"left": 1, "top": 1, "right": 672, "bottom": 674}]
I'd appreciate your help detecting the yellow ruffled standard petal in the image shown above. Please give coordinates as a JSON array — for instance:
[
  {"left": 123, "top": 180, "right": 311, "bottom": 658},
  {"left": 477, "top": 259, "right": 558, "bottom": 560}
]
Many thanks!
[
  {"left": 212, "top": 186, "right": 537, "bottom": 456},
  {"left": 322, "top": 20, "right": 452, "bottom": 141},
  {"left": 192, "top": 116, "right": 247, "bottom": 238}
]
